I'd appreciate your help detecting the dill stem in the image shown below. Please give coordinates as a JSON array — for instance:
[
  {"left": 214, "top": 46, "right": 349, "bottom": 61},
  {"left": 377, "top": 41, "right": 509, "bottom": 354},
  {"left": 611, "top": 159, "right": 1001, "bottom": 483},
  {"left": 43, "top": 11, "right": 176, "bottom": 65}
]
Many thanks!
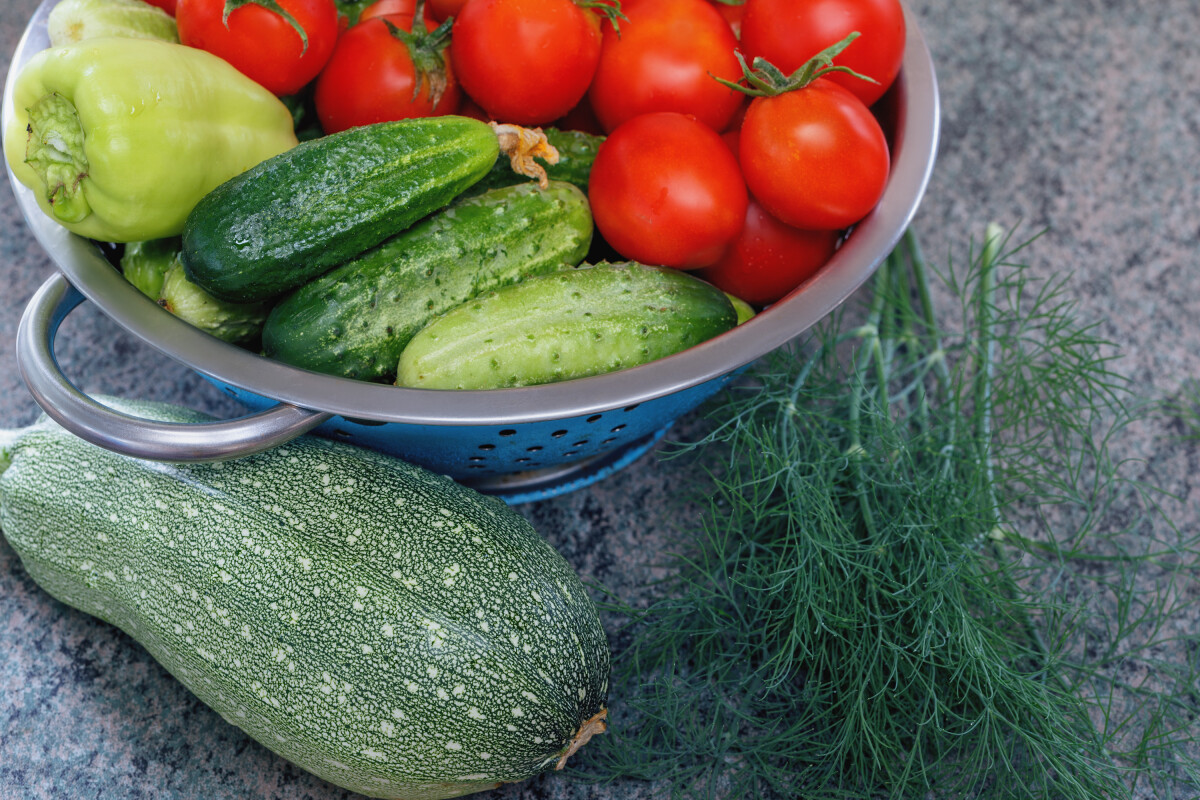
[
  {"left": 975, "top": 223, "right": 1003, "bottom": 536},
  {"left": 848, "top": 258, "right": 893, "bottom": 539}
]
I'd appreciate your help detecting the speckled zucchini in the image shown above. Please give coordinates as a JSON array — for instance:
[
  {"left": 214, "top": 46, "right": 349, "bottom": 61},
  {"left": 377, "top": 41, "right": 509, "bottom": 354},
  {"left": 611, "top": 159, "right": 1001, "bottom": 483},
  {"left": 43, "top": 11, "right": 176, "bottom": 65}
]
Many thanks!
[
  {"left": 262, "top": 180, "right": 593, "bottom": 383},
  {"left": 0, "top": 399, "right": 610, "bottom": 800},
  {"left": 396, "top": 261, "right": 738, "bottom": 390},
  {"left": 182, "top": 115, "right": 500, "bottom": 303}
]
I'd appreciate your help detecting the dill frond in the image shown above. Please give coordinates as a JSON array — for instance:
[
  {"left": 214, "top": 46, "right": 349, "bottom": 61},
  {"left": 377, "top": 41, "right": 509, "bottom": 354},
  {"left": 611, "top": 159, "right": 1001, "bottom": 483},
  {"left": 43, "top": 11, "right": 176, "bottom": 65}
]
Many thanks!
[{"left": 569, "top": 226, "right": 1200, "bottom": 799}]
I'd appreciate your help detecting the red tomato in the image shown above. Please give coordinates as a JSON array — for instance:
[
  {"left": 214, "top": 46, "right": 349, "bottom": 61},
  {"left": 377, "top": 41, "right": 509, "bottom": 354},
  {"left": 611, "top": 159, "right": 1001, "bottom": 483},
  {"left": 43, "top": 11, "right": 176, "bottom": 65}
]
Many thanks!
[
  {"left": 314, "top": 15, "right": 460, "bottom": 133},
  {"left": 739, "top": 78, "right": 888, "bottom": 231},
  {"left": 143, "top": 0, "right": 177, "bottom": 13},
  {"left": 740, "top": 0, "right": 906, "bottom": 107},
  {"left": 176, "top": 0, "right": 339, "bottom": 96},
  {"left": 588, "top": 0, "right": 744, "bottom": 133},
  {"left": 698, "top": 130, "right": 840, "bottom": 305},
  {"left": 451, "top": 0, "right": 602, "bottom": 126},
  {"left": 701, "top": 203, "right": 839, "bottom": 305},
  {"left": 589, "top": 112, "right": 748, "bottom": 270},
  {"left": 427, "top": 0, "right": 468, "bottom": 20},
  {"left": 709, "top": 0, "right": 744, "bottom": 37},
  {"left": 359, "top": 0, "right": 438, "bottom": 28}
]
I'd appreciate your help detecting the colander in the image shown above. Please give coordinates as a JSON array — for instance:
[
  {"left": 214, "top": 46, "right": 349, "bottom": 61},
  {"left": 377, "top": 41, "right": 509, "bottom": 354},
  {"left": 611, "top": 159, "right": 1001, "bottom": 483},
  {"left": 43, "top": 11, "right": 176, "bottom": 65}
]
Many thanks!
[{"left": 6, "top": 0, "right": 939, "bottom": 503}]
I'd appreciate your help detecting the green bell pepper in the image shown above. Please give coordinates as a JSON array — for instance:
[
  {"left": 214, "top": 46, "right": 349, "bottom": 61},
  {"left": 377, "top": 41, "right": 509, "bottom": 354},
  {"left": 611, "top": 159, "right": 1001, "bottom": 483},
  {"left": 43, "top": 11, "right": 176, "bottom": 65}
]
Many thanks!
[{"left": 4, "top": 36, "right": 298, "bottom": 242}]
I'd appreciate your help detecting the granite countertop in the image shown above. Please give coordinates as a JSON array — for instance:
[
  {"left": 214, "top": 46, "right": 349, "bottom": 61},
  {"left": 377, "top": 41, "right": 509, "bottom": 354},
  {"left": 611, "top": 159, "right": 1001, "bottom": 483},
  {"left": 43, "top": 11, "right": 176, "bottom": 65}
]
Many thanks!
[{"left": 3, "top": 1, "right": 1199, "bottom": 798}]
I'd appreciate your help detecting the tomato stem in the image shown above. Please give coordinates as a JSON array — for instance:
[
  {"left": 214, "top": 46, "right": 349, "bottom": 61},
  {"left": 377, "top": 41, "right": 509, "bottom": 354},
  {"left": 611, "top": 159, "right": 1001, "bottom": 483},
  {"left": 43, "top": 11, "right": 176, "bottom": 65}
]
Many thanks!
[
  {"left": 574, "top": 0, "right": 626, "bottom": 35},
  {"left": 382, "top": 10, "right": 454, "bottom": 106},
  {"left": 714, "top": 32, "right": 879, "bottom": 97},
  {"left": 223, "top": 0, "right": 311, "bottom": 56}
]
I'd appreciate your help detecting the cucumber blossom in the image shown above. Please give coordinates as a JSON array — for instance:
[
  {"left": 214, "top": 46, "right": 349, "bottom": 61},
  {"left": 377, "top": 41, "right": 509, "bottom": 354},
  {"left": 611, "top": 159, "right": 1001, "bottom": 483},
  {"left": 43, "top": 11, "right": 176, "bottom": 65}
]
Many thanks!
[
  {"left": 0, "top": 399, "right": 610, "bottom": 799},
  {"left": 396, "top": 261, "right": 739, "bottom": 390}
]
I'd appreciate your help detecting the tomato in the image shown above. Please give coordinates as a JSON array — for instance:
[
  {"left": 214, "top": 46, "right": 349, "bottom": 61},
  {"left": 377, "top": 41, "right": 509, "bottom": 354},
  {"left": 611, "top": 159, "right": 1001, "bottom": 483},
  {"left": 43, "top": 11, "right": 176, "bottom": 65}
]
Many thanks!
[
  {"left": 427, "top": 0, "right": 468, "bottom": 20},
  {"left": 709, "top": 0, "right": 744, "bottom": 37},
  {"left": 701, "top": 203, "right": 839, "bottom": 305},
  {"left": 740, "top": 0, "right": 906, "bottom": 108},
  {"left": 176, "top": 0, "right": 339, "bottom": 96},
  {"left": 143, "top": 0, "right": 177, "bottom": 13},
  {"left": 359, "top": 0, "right": 438, "bottom": 27},
  {"left": 314, "top": 15, "right": 459, "bottom": 133},
  {"left": 451, "top": 0, "right": 603, "bottom": 126},
  {"left": 738, "top": 78, "right": 888, "bottom": 231},
  {"left": 696, "top": 131, "right": 840, "bottom": 305},
  {"left": 588, "top": 0, "right": 743, "bottom": 133},
  {"left": 589, "top": 112, "right": 748, "bottom": 270}
]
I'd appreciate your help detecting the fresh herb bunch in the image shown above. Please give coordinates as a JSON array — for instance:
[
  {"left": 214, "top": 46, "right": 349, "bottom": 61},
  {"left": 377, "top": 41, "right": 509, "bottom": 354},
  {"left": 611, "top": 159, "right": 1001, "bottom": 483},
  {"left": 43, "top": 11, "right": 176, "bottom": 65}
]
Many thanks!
[{"left": 571, "top": 226, "right": 1200, "bottom": 798}]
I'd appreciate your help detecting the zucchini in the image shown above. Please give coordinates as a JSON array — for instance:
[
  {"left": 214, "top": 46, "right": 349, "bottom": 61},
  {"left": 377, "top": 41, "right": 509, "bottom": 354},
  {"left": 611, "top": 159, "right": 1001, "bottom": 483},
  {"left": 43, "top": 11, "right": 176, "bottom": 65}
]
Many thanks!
[
  {"left": 397, "top": 261, "right": 738, "bottom": 390},
  {"left": 182, "top": 116, "right": 500, "bottom": 303},
  {"left": 466, "top": 127, "right": 602, "bottom": 197},
  {"left": 0, "top": 399, "right": 610, "bottom": 799},
  {"left": 262, "top": 180, "right": 593, "bottom": 383}
]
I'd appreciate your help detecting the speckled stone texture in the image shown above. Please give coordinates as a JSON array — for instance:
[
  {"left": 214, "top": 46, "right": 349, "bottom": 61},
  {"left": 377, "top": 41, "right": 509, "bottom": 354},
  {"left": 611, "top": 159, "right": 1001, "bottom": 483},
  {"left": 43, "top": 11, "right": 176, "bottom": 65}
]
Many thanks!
[{"left": 2, "top": 0, "right": 1199, "bottom": 798}]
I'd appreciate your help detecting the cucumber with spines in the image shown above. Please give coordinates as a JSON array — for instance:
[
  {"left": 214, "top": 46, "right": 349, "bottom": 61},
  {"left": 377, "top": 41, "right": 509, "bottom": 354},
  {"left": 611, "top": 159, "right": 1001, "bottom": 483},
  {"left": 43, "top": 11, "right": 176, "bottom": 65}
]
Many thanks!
[
  {"left": 396, "top": 261, "right": 738, "bottom": 390},
  {"left": 262, "top": 180, "right": 593, "bottom": 383},
  {"left": 182, "top": 115, "right": 501, "bottom": 304}
]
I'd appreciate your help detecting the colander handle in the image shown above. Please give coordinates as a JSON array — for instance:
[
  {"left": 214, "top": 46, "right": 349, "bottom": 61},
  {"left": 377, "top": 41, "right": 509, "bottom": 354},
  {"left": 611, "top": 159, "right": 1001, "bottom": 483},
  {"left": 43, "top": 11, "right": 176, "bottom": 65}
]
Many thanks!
[{"left": 16, "top": 272, "right": 332, "bottom": 463}]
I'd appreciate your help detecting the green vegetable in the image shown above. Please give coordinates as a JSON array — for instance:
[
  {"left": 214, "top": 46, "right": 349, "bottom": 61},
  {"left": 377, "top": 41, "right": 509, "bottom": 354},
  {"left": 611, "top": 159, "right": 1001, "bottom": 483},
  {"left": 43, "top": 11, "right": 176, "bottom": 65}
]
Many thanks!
[
  {"left": 160, "top": 263, "right": 270, "bottom": 344},
  {"left": 572, "top": 227, "right": 1200, "bottom": 798},
  {"left": 47, "top": 0, "right": 178, "bottom": 46},
  {"left": 263, "top": 180, "right": 594, "bottom": 383},
  {"left": 467, "top": 127, "right": 603, "bottom": 197},
  {"left": 181, "top": 116, "right": 501, "bottom": 304},
  {"left": 3, "top": 37, "right": 298, "bottom": 242},
  {"left": 0, "top": 398, "right": 610, "bottom": 799},
  {"left": 120, "top": 238, "right": 180, "bottom": 300},
  {"left": 397, "top": 262, "right": 738, "bottom": 390}
]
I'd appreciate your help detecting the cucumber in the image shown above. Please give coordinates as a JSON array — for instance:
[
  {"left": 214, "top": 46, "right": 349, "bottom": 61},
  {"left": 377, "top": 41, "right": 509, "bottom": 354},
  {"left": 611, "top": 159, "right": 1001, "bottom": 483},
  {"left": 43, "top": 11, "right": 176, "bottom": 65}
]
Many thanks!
[
  {"left": 120, "top": 237, "right": 180, "bottom": 300},
  {"left": 466, "top": 127, "right": 602, "bottom": 197},
  {"left": 159, "top": 262, "right": 271, "bottom": 344},
  {"left": 397, "top": 262, "right": 738, "bottom": 390},
  {"left": 182, "top": 116, "right": 500, "bottom": 303},
  {"left": 262, "top": 181, "right": 593, "bottom": 383},
  {"left": 0, "top": 399, "right": 609, "bottom": 799}
]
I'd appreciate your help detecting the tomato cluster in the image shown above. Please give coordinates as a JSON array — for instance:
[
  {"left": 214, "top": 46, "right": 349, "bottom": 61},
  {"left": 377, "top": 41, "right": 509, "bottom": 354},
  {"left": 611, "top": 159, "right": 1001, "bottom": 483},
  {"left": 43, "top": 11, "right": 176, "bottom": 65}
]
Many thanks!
[{"left": 165, "top": 0, "right": 904, "bottom": 307}]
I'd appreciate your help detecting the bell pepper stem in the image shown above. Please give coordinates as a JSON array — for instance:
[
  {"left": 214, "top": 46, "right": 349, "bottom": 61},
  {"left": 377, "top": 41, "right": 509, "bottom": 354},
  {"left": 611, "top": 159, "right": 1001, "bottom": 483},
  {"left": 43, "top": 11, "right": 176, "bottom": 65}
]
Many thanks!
[{"left": 24, "top": 92, "right": 91, "bottom": 224}]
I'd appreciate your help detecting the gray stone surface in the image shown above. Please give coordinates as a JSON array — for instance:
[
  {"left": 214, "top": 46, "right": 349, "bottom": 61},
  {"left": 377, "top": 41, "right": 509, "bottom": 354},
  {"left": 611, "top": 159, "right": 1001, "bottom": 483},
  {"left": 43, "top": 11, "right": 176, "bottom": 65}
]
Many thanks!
[{"left": 2, "top": 0, "right": 1199, "bottom": 798}]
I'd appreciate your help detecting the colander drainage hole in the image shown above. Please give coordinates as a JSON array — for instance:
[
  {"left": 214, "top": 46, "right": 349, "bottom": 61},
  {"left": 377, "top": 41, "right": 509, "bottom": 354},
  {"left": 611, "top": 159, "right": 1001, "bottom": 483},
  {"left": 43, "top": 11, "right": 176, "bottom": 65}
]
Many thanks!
[
  {"left": 551, "top": 430, "right": 568, "bottom": 438},
  {"left": 499, "top": 429, "right": 517, "bottom": 436},
  {"left": 526, "top": 446, "right": 543, "bottom": 452},
  {"left": 573, "top": 440, "right": 589, "bottom": 447},
  {"left": 469, "top": 456, "right": 486, "bottom": 462},
  {"left": 586, "top": 414, "right": 603, "bottom": 423},
  {"left": 478, "top": 444, "right": 496, "bottom": 451},
  {"left": 623, "top": 404, "right": 640, "bottom": 412},
  {"left": 610, "top": 424, "right": 627, "bottom": 433}
]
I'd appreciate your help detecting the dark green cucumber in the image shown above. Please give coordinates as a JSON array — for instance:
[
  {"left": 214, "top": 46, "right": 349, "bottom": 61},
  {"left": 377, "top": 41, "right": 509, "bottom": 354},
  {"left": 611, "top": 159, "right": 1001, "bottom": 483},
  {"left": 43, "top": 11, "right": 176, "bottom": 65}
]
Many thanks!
[
  {"left": 182, "top": 116, "right": 500, "bottom": 303},
  {"left": 0, "top": 398, "right": 610, "bottom": 799},
  {"left": 262, "top": 181, "right": 593, "bottom": 383},
  {"left": 466, "top": 128, "right": 603, "bottom": 197},
  {"left": 396, "top": 262, "right": 738, "bottom": 390}
]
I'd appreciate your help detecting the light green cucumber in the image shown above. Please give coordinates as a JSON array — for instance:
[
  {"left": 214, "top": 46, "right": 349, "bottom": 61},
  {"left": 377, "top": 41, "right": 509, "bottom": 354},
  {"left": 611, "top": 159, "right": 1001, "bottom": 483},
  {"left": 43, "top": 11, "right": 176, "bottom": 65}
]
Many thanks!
[
  {"left": 182, "top": 115, "right": 500, "bottom": 303},
  {"left": 0, "top": 399, "right": 610, "bottom": 799},
  {"left": 262, "top": 180, "right": 593, "bottom": 383},
  {"left": 397, "top": 262, "right": 738, "bottom": 390},
  {"left": 159, "top": 262, "right": 270, "bottom": 344},
  {"left": 120, "top": 237, "right": 180, "bottom": 300}
]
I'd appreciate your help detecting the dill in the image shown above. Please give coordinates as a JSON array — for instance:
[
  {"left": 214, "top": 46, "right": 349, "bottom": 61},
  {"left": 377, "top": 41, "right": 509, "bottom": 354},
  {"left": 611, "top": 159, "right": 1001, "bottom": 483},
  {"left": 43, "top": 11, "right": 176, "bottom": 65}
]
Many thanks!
[{"left": 570, "top": 226, "right": 1200, "bottom": 799}]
